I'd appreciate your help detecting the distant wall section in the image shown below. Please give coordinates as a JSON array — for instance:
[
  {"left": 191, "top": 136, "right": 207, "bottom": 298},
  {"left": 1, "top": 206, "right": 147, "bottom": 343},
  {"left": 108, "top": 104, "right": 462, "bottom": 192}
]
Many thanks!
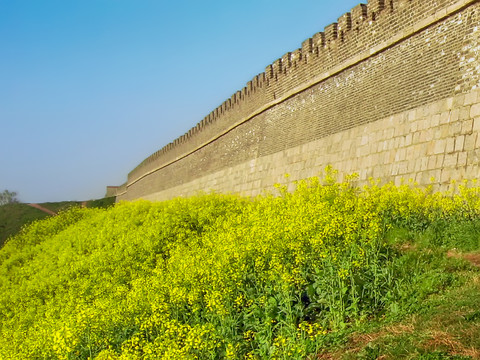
[{"left": 114, "top": 0, "right": 480, "bottom": 201}]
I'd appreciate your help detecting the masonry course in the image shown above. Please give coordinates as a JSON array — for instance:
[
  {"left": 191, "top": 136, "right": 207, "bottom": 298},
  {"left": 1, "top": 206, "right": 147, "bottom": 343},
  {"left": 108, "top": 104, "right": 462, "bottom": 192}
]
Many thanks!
[{"left": 113, "top": 0, "right": 480, "bottom": 201}]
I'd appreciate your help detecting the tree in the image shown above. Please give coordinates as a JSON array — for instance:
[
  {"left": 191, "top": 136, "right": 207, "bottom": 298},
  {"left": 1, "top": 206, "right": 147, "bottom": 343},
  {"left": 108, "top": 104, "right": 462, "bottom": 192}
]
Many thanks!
[{"left": 0, "top": 190, "right": 19, "bottom": 206}]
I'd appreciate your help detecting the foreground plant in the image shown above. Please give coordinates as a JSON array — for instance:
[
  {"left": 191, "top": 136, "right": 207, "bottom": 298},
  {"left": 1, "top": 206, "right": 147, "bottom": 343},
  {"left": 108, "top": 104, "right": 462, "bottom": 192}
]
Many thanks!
[{"left": 1, "top": 170, "right": 479, "bottom": 359}]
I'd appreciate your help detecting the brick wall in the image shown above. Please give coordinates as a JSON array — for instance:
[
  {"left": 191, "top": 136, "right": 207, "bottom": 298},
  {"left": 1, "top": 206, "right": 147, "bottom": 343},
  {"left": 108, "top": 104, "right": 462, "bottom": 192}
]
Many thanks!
[{"left": 114, "top": 0, "right": 480, "bottom": 201}]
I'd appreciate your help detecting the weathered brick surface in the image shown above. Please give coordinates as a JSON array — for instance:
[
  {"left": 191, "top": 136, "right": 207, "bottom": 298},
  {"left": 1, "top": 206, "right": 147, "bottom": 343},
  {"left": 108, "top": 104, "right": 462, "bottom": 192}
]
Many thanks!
[{"left": 115, "top": 0, "right": 480, "bottom": 201}]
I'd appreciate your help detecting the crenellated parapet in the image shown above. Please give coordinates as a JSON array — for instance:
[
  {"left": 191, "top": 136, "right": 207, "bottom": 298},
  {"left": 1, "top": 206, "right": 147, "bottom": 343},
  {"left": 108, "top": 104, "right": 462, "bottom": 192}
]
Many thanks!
[{"left": 121, "top": 0, "right": 477, "bottom": 192}]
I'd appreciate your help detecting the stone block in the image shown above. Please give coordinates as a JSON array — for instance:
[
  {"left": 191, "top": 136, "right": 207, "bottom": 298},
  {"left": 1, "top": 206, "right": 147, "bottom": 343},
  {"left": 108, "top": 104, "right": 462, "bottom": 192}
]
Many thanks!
[
  {"left": 473, "top": 117, "right": 480, "bottom": 132},
  {"left": 446, "top": 97, "right": 454, "bottom": 110},
  {"left": 414, "top": 158, "right": 422, "bottom": 173},
  {"left": 406, "top": 159, "right": 416, "bottom": 173},
  {"left": 462, "top": 119, "right": 473, "bottom": 134},
  {"left": 441, "top": 169, "right": 452, "bottom": 183},
  {"left": 446, "top": 137, "right": 455, "bottom": 153},
  {"left": 420, "top": 157, "right": 429, "bottom": 172},
  {"left": 407, "top": 110, "right": 417, "bottom": 122},
  {"left": 453, "top": 94, "right": 466, "bottom": 107},
  {"left": 450, "top": 109, "right": 460, "bottom": 122},
  {"left": 413, "top": 132, "right": 421, "bottom": 144},
  {"left": 454, "top": 135, "right": 465, "bottom": 152},
  {"left": 431, "top": 114, "right": 441, "bottom": 127},
  {"left": 465, "top": 91, "right": 478, "bottom": 106},
  {"left": 410, "top": 121, "right": 418, "bottom": 132},
  {"left": 443, "top": 153, "right": 458, "bottom": 168},
  {"left": 458, "top": 152, "right": 468, "bottom": 167},
  {"left": 398, "top": 161, "right": 407, "bottom": 175},
  {"left": 464, "top": 134, "right": 477, "bottom": 152},
  {"left": 460, "top": 107, "right": 471, "bottom": 121},
  {"left": 436, "top": 154, "right": 445, "bottom": 168},
  {"left": 422, "top": 130, "right": 434, "bottom": 142},
  {"left": 405, "top": 133, "right": 413, "bottom": 146},
  {"left": 439, "top": 111, "right": 451, "bottom": 125}
]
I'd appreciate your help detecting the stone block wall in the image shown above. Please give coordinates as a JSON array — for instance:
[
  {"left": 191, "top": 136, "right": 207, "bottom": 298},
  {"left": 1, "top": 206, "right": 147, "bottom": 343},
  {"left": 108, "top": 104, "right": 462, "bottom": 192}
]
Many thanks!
[
  {"left": 105, "top": 186, "right": 119, "bottom": 198},
  {"left": 133, "top": 89, "right": 480, "bottom": 201},
  {"left": 114, "top": 0, "right": 480, "bottom": 201}
]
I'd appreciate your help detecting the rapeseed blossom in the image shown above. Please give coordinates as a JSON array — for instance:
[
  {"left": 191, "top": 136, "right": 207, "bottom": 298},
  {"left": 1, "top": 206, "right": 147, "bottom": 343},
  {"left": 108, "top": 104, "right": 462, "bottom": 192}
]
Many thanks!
[{"left": 1, "top": 170, "right": 479, "bottom": 359}]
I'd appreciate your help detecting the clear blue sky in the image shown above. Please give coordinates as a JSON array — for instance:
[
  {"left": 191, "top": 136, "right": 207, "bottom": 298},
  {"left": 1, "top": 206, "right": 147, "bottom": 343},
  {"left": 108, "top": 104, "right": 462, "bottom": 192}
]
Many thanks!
[{"left": 0, "top": 0, "right": 362, "bottom": 203}]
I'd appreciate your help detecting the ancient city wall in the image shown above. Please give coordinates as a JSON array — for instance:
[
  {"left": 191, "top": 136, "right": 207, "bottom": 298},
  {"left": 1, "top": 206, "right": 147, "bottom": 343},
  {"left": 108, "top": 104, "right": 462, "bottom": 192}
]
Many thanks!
[{"left": 114, "top": 0, "right": 480, "bottom": 201}]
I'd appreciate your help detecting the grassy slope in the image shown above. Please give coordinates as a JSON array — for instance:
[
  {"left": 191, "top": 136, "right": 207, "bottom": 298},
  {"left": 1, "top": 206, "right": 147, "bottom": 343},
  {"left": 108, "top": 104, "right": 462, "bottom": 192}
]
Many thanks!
[
  {"left": 319, "top": 220, "right": 480, "bottom": 359},
  {"left": 0, "top": 203, "right": 51, "bottom": 248},
  {"left": 316, "top": 244, "right": 480, "bottom": 359},
  {"left": 0, "top": 197, "right": 115, "bottom": 248}
]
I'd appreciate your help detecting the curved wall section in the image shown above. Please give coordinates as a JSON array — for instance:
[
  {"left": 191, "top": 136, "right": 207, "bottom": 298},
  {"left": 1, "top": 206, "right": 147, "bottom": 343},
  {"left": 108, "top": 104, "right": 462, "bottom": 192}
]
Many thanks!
[{"left": 114, "top": 0, "right": 480, "bottom": 201}]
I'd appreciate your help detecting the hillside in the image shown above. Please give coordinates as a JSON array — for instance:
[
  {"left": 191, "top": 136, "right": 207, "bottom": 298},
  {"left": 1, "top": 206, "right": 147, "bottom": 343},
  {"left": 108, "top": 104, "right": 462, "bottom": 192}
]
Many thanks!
[
  {"left": 0, "top": 172, "right": 479, "bottom": 359},
  {"left": 0, "top": 202, "right": 58, "bottom": 248},
  {"left": 0, "top": 198, "right": 116, "bottom": 248}
]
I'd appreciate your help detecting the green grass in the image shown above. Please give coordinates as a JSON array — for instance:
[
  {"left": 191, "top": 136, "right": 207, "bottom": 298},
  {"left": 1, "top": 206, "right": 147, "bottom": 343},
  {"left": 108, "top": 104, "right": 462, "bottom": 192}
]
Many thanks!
[
  {"left": 85, "top": 196, "right": 116, "bottom": 209},
  {"left": 40, "top": 200, "right": 82, "bottom": 213},
  {"left": 0, "top": 203, "right": 51, "bottom": 248},
  {"left": 0, "top": 197, "right": 116, "bottom": 248},
  {"left": 330, "top": 271, "right": 480, "bottom": 359},
  {"left": 315, "top": 226, "right": 480, "bottom": 359}
]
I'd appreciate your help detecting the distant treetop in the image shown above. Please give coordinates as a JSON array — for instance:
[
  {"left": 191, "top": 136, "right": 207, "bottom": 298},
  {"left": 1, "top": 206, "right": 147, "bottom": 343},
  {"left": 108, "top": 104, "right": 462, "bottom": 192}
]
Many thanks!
[{"left": 0, "top": 190, "right": 19, "bottom": 206}]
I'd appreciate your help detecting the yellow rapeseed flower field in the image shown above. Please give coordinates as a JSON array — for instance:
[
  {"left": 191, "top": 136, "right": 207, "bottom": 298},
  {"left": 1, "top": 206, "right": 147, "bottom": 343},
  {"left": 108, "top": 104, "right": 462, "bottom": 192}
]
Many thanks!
[{"left": 1, "top": 169, "right": 480, "bottom": 359}]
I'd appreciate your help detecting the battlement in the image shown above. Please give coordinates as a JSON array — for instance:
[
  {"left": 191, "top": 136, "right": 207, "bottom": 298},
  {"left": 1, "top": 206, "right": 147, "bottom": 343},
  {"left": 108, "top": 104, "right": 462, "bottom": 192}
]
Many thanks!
[{"left": 117, "top": 0, "right": 479, "bottom": 199}]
